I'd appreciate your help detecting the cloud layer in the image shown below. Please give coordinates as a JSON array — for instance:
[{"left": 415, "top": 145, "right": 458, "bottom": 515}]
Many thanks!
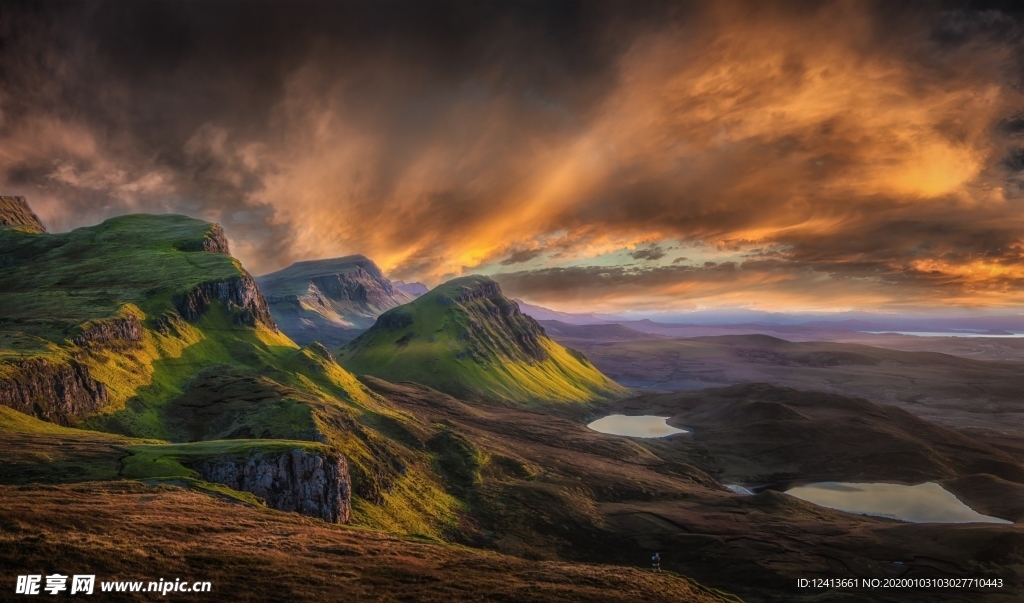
[{"left": 3, "top": 1, "right": 1024, "bottom": 312}]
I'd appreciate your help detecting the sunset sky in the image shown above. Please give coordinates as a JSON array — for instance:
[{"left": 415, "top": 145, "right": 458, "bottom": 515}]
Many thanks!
[{"left": 3, "top": 1, "right": 1024, "bottom": 313}]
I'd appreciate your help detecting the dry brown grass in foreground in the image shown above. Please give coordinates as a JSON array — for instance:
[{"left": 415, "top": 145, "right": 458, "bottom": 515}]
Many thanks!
[{"left": 0, "top": 482, "right": 739, "bottom": 603}]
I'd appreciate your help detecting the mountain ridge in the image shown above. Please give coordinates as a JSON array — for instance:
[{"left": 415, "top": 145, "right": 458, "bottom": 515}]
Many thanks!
[
  {"left": 339, "top": 275, "right": 626, "bottom": 404},
  {"left": 257, "top": 255, "right": 414, "bottom": 346},
  {"left": 0, "top": 203, "right": 469, "bottom": 534}
]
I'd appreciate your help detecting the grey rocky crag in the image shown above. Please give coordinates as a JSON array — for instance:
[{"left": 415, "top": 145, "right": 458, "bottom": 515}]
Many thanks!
[
  {"left": 174, "top": 275, "right": 278, "bottom": 331},
  {"left": 0, "top": 357, "right": 108, "bottom": 425},
  {"left": 450, "top": 278, "right": 549, "bottom": 363},
  {"left": 71, "top": 313, "right": 144, "bottom": 347},
  {"left": 0, "top": 196, "right": 46, "bottom": 233},
  {"left": 0, "top": 313, "right": 141, "bottom": 423},
  {"left": 197, "top": 448, "right": 351, "bottom": 523},
  {"left": 175, "top": 223, "right": 230, "bottom": 254}
]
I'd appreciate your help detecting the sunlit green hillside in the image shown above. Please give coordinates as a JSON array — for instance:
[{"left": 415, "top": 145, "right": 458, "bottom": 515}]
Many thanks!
[{"left": 338, "top": 275, "right": 627, "bottom": 404}]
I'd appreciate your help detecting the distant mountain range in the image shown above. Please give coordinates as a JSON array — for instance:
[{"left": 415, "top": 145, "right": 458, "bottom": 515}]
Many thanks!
[
  {"left": 256, "top": 256, "right": 416, "bottom": 346},
  {"left": 0, "top": 199, "right": 627, "bottom": 532},
  {"left": 512, "top": 299, "right": 624, "bottom": 325},
  {"left": 393, "top": 280, "right": 428, "bottom": 296},
  {"left": 513, "top": 299, "right": 1024, "bottom": 336}
]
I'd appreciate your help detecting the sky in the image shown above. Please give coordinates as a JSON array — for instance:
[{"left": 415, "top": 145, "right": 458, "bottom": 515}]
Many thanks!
[{"left": 3, "top": 0, "right": 1024, "bottom": 314}]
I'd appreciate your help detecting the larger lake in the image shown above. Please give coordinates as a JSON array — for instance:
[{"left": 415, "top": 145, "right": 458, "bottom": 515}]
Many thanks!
[
  {"left": 786, "top": 482, "right": 1011, "bottom": 524},
  {"left": 587, "top": 415, "right": 687, "bottom": 438}
]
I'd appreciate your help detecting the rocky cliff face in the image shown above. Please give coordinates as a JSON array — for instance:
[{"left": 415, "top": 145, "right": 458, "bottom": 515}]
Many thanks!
[
  {"left": 340, "top": 274, "right": 622, "bottom": 404},
  {"left": 448, "top": 279, "right": 548, "bottom": 362},
  {"left": 175, "top": 223, "right": 230, "bottom": 254},
  {"left": 197, "top": 448, "right": 351, "bottom": 523},
  {"left": 0, "top": 196, "right": 46, "bottom": 233},
  {"left": 0, "top": 357, "right": 108, "bottom": 425},
  {"left": 174, "top": 275, "right": 277, "bottom": 331},
  {"left": 71, "top": 313, "right": 144, "bottom": 347},
  {"left": 452, "top": 279, "right": 503, "bottom": 303},
  {"left": 309, "top": 265, "right": 403, "bottom": 306},
  {"left": 259, "top": 256, "right": 412, "bottom": 311}
]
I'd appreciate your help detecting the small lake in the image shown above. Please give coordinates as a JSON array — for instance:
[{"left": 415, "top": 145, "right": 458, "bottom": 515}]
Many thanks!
[
  {"left": 587, "top": 415, "right": 687, "bottom": 438},
  {"left": 786, "top": 482, "right": 1011, "bottom": 524}
]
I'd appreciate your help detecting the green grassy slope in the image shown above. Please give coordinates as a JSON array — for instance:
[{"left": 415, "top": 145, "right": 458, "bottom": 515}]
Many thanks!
[
  {"left": 338, "top": 275, "right": 627, "bottom": 404},
  {"left": 0, "top": 213, "right": 252, "bottom": 349},
  {"left": 0, "top": 211, "right": 470, "bottom": 538}
]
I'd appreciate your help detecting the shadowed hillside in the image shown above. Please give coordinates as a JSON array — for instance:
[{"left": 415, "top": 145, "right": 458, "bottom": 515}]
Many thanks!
[{"left": 338, "top": 276, "right": 627, "bottom": 404}]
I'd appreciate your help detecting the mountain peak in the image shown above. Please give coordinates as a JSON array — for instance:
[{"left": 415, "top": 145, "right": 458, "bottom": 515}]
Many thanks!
[
  {"left": 0, "top": 196, "right": 46, "bottom": 233},
  {"left": 256, "top": 255, "right": 414, "bottom": 345},
  {"left": 339, "top": 274, "right": 625, "bottom": 404},
  {"left": 431, "top": 275, "right": 503, "bottom": 304}
]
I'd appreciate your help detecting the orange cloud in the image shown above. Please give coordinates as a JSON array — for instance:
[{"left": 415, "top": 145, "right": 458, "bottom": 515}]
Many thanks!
[{"left": 4, "top": 2, "right": 1024, "bottom": 312}]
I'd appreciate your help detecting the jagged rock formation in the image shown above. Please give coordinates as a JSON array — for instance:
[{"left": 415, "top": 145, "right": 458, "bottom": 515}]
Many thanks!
[
  {"left": 257, "top": 255, "right": 414, "bottom": 346},
  {"left": 175, "top": 223, "right": 230, "bottom": 254},
  {"left": 0, "top": 196, "right": 46, "bottom": 233},
  {"left": 197, "top": 448, "right": 351, "bottom": 523},
  {"left": 435, "top": 278, "right": 548, "bottom": 363},
  {"left": 71, "top": 313, "right": 144, "bottom": 347},
  {"left": 174, "top": 275, "right": 277, "bottom": 331},
  {"left": 0, "top": 357, "right": 108, "bottom": 424},
  {"left": 339, "top": 275, "right": 626, "bottom": 404}
]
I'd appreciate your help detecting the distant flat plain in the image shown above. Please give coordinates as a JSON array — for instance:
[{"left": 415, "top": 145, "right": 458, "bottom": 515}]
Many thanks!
[{"left": 540, "top": 320, "right": 1024, "bottom": 433}]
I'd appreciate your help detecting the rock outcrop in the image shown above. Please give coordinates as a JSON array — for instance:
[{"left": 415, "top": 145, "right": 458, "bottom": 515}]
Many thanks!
[
  {"left": 0, "top": 356, "right": 108, "bottom": 425},
  {"left": 0, "top": 196, "right": 46, "bottom": 233},
  {"left": 71, "top": 313, "right": 144, "bottom": 347},
  {"left": 174, "top": 275, "right": 277, "bottom": 331},
  {"left": 309, "top": 265, "right": 402, "bottom": 307},
  {"left": 447, "top": 278, "right": 548, "bottom": 362},
  {"left": 197, "top": 448, "right": 351, "bottom": 523},
  {"left": 175, "top": 223, "right": 230, "bottom": 254},
  {"left": 451, "top": 278, "right": 503, "bottom": 304}
]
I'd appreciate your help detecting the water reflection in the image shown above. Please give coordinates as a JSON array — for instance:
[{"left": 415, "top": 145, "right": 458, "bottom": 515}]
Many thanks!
[
  {"left": 587, "top": 415, "right": 687, "bottom": 438},
  {"left": 786, "top": 482, "right": 1011, "bottom": 524}
]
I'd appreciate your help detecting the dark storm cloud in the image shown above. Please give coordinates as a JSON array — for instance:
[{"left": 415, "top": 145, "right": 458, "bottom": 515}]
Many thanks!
[
  {"left": 4, "top": 1, "right": 1024, "bottom": 310},
  {"left": 0, "top": 0, "right": 654, "bottom": 267},
  {"left": 629, "top": 245, "right": 666, "bottom": 261},
  {"left": 500, "top": 247, "right": 544, "bottom": 265}
]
